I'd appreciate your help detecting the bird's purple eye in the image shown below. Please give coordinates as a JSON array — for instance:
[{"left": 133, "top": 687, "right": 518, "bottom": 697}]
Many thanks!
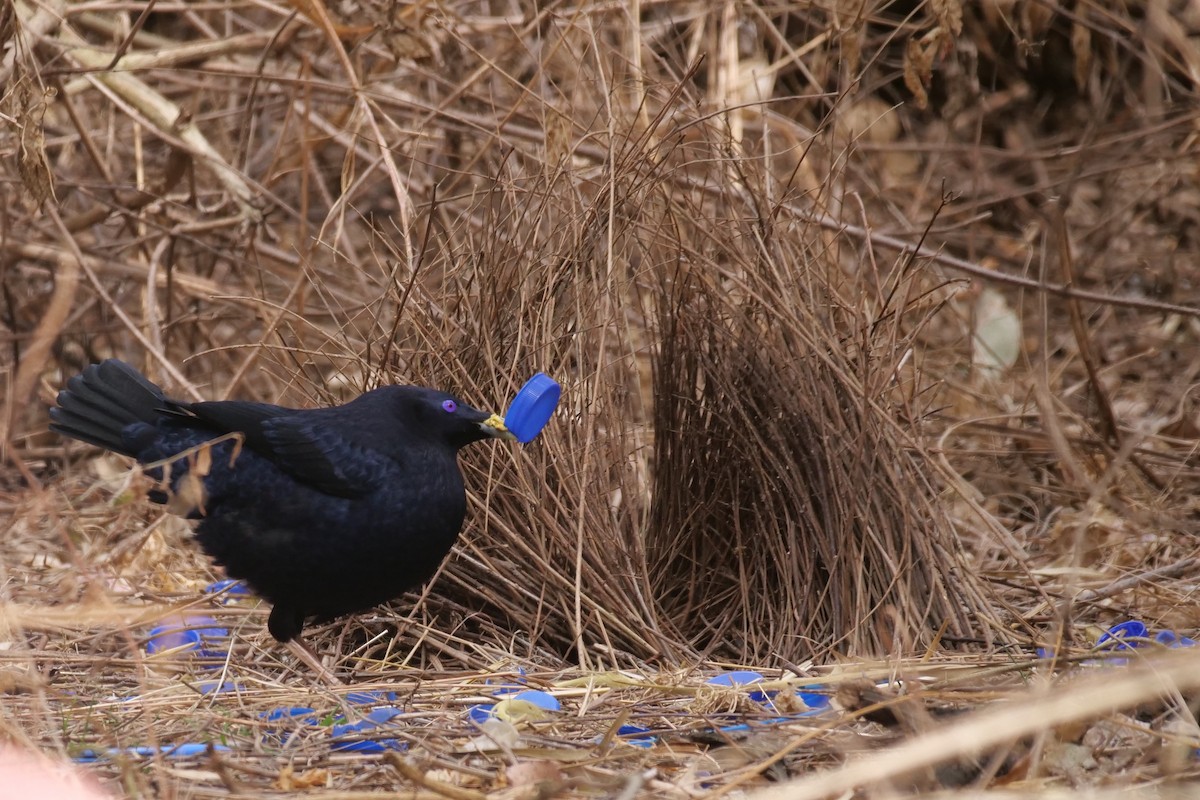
[{"left": 441, "top": 399, "right": 457, "bottom": 413}]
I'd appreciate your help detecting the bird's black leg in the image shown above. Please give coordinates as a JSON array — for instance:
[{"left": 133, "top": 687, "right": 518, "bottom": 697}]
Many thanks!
[{"left": 268, "top": 604, "right": 305, "bottom": 642}]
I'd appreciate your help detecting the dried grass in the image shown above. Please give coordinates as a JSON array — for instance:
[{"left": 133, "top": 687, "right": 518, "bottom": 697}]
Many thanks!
[{"left": 3, "top": 0, "right": 1200, "bottom": 797}]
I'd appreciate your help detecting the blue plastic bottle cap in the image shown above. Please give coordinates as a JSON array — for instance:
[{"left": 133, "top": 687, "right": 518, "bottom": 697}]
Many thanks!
[
  {"left": 147, "top": 625, "right": 201, "bottom": 655},
  {"left": 504, "top": 373, "right": 561, "bottom": 443},
  {"left": 146, "top": 615, "right": 228, "bottom": 658},
  {"left": 707, "top": 670, "right": 765, "bottom": 688},
  {"left": 204, "top": 579, "right": 250, "bottom": 596},
  {"left": 468, "top": 704, "right": 495, "bottom": 724},
  {"left": 511, "top": 689, "right": 561, "bottom": 711},
  {"left": 1096, "top": 620, "right": 1148, "bottom": 650}
]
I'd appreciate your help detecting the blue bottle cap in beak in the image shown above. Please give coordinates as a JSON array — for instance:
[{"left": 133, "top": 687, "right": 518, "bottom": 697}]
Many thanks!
[{"left": 504, "top": 373, "right": 560, "bottom": 443}]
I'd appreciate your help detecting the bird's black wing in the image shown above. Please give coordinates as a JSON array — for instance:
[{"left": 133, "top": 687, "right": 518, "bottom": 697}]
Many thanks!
[
  {"left": 259, "top": 415, "right": 392, "bottom": 498},
  {"left": 181, "top": 401, "right": 389, "bottom": 498},
  {"left": 176, "top": 400, "right": 292, "bottom": 454}
]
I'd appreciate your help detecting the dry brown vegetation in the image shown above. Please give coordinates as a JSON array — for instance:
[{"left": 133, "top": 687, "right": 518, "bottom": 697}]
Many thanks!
[{"left": 4, "top": 0, "right": 1200, "bottom": 797}]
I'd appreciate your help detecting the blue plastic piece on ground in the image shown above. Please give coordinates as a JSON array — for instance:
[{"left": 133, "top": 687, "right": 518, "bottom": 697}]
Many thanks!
[
  {"left": 261, "top": 706, "right": 320, "bottom": 748},
  {"left": 466, "top": 695, "right": 560, "bottom": 724},
  {"left": 331, "top": 707, "right": 405, "bottom": 753},
  {"left": 504, "top": 374, "right": 560, "bottom": 443},
  {"left": 468, "top": 704, "right": 495, "bottom": 724},
  {"left": 1156, "top": 630, "right": 1197, "bottom": 648},
  {"left": 708, "top": 670, "right": 772, "bottom": 701},
  {"left": 707, "top": 670, "right": 765, "bottom": 688},
  {"left": 330, "top": 706, "right": 403, "bottom": 735},
  {"left": 1097, "top": 620, "right": 1148, "bottom": 650},
  {"left": 470, "top": 678, "right": 557, "bottom": 723},
  {"left": 262, "top": 706, "right": 318, "bottom": 725},
  {"left": 196, "top": 681, "right": 243, "bottom": 695},
  {"left": 204, "top": 580, "right": 251, "bottom": 600},
  {"left": 75, "top": 743, "right": 229, "bottom": 762},
  {"left": 345, "top": 691, "right": 398, "bottom": 705},
  {"left": 147, "top": 625, "right": 202, "bottom": 654},
  {"left": 718, "top": 712, "right": 826, "bottom": 735},
  {"left": 511, "top": 689, "right": 560, "bottom": 711},
  {"left": 798, "top": 686, "right": 830, "bottom": 708},
  {"left": 330, "top": 738, "right": 406, "bottom": 754},
  {"left": 146, "top": 616, "right": 229, "bottom": 663},
  {"left": 616, "top": 724, "right": 655, "bottom": 748}
]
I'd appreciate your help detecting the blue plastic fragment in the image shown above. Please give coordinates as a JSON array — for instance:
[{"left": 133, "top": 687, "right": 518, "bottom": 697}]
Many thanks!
[
  {"left": 264, "top": 696, "right": 411, "bottom": 753},
  {"left": 262, "top": 706, "right": 318, "bottom": 725},
  {"left": 1155, "top": 630, "right": 1197, "bottom": 648},
  {"left": 330, "top": 706, "right": 403, "bottom": 735},
  {"left": 511, "top": 689, "right": 560, "bottom": 711},
  {"left": 1096, "top": 620, "right": 1148, "bottom": 650},
  {"left": 469, "top": 676, "right": 558, "bottom": 724},
  {"left": 330, "top": 707, "right": 405, "bottom": 753},
  {"left": 204, "top": 580, "right": 251, "bottom": 601},
  {"left": 330, "top": 738, "right": 407, "bottom": 754},
  {"left": 75, "top": 743, "right": 229, "bottom": 762},
  {"left": 798, "top": 686, "right": 830, "bottom": 709},
  {"left": 260, "top": 706, "right": 320, "bottom": 748},
  {"left": 468, "top": 704, "right": 494, "bottom": 724},
  {"left": 616, "top": 724, "right": 655, "bottom": 748},
  {"left": 1040, "top": 620, "right": 1200, "bottom": 666},
  {"left": 708, "top": 670, "right": 772, "bottom": 702},
  {"left": 504, "top": 374, "right": 560, "bottom": 443},
  {"left": 468, "top": 688, "right": 560, "bottom": 725},
  {"left": 345, "top": 691, "right": 398, "bottom": 705},
  {"left": 196, "top": 681, "right": 243, "bottom": 695},
  {"left": 706, "top": 672, "right": 832, "bottom": 712},
  {"left": 146, "top": 616, "right": 229, "bottom": 664},
  {"left": 707, "top": 670, "right": 765, "bottom": 688},
  {"left": 146, "top": 625, "right": 202, "bottom": 654}
]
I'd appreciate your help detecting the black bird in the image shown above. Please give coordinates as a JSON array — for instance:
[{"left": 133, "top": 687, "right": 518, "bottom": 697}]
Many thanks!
[{"left": 50, "top": 359, "right": 515, "bottom": 677}]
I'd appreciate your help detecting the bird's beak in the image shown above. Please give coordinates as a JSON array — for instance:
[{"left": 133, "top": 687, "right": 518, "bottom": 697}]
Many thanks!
[{"left": 479, "top": 413, "right": 518, "bottom": 441}]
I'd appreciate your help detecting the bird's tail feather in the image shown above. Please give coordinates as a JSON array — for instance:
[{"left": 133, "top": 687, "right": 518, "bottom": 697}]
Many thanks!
[{"left": 49, "top": 360, "right": 166, "bottom": 457}]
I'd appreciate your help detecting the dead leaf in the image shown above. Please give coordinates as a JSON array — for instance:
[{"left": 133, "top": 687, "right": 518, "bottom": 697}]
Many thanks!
[
  {"left": 275, "top": 765, "right": 329, "bottom": 790},
  {"left": 0, "top": 668, "right": 42, "bottom": 694},
  {"left": 461, "top": 718, "right": 521, "bottom": 753},
  {"left": 7, "top": 78, "right": 56, "bottom": 208},
  {"left": 972, "top": 287, "right": 1022, "bottom": 375},
  {"left": 1072, "top": 11, "right": 1092, "bottom": 92},
  {"left": 931, "top": 0, "right": 963, "bottom": 37},
  {"left": 494, "top": 698, "right": 553, "bottom": 724},
  {"left": 167, "top": 470, "right": 207, "bottom": 517},
  {"left": 505, "top": 760, "right": 565, "bottom": 798},
  {"left": 904, "top": 37, "right": 934, "bottom": 109},
  {"left": 193, "top": 443, "right": 213, "bottom": 479}
]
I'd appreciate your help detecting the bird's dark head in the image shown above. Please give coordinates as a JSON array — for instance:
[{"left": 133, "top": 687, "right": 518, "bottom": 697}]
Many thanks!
[{"left": 384, "top": 386, "right": 516, "bottom": 449}]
